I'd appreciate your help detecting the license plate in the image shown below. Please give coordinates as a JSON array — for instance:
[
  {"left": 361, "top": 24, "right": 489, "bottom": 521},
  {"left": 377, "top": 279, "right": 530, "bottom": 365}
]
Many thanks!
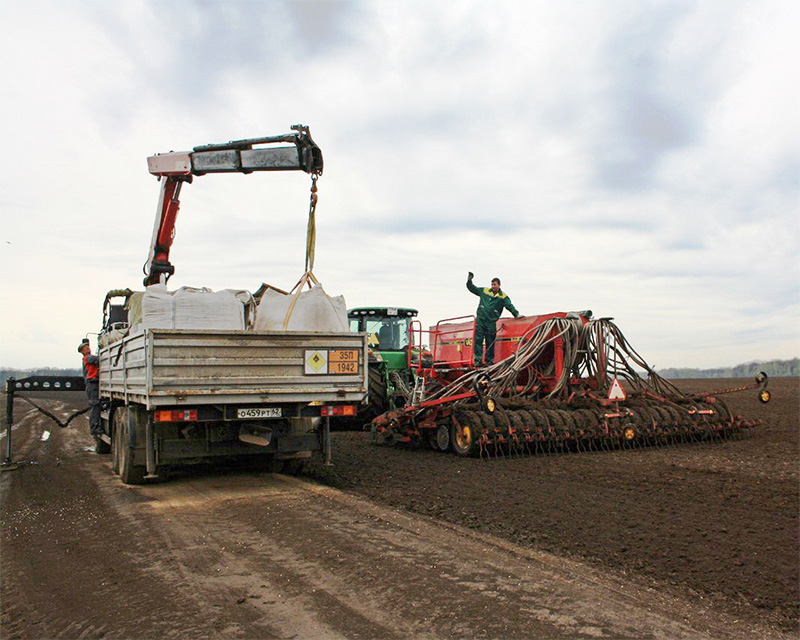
[{"left": 236, "top": 407, "right": 282, "bottom": 419}]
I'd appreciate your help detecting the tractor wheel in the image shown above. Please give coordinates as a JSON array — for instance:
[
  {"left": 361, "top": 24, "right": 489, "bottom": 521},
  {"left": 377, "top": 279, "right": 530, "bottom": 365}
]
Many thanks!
[
  {"left": 451, "top": 414, "right": 477, "bottom": 457},
  {"left": 118, "top": 407, "right": 147, "bottom": 485},
  {"left": 368, "top": 366, "right": 388, "bottom": 414}
]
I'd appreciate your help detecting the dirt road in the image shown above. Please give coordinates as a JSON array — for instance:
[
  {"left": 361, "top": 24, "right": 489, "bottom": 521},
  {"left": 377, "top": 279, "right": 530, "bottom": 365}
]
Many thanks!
[{"left": 1, "top": 379, "right": 797, "bottom": 639}]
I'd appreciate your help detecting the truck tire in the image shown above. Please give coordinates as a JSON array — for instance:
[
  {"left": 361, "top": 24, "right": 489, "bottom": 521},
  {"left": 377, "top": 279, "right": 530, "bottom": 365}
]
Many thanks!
[
  {"left": 282, "top": 459, "right": 305, "bottom": 475},
  {"left": 118, "top": 406, "right": 147, "bottom": 485}
]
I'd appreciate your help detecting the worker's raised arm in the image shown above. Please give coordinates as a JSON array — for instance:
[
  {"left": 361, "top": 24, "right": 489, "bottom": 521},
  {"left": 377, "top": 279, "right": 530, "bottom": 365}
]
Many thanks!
[{"left": 466, "top": 272, "right": 481, "bottom": 296}]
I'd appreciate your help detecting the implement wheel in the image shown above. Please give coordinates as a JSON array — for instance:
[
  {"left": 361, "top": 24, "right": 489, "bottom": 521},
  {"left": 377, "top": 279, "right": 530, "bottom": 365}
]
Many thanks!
[
  {"left": 432, "top": 424, "right": 450, "bottom": 452},
  {"left": 451, "top": 414, "right": 477, "bottom": 457}
]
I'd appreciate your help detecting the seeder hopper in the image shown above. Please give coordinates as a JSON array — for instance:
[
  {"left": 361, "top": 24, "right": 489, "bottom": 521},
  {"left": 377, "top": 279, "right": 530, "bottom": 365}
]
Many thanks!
[{"left": 370, "top": 312, "right": 770, "bottom": 457}]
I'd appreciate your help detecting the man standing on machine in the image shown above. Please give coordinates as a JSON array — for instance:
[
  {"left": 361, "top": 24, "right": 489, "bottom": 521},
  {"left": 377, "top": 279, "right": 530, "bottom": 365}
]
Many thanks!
[{"left": 466, "top": 272, "right": 520, "bottom": 367}]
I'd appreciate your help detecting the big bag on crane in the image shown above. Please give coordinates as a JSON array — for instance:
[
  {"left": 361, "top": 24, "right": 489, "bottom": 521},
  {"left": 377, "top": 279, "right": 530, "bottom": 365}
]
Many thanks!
[
  {"left": 141, "top": 284, "right": 251, "bottom": 330},
  {"left": 254, "top": 283, "right": 348, "bottom": 332}
]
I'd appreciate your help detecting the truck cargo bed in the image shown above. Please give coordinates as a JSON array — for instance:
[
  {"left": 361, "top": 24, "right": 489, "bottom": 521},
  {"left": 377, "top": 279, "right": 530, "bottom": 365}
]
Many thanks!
[{"left": 99, "top": 328, "right": 367, "bottom": 408}]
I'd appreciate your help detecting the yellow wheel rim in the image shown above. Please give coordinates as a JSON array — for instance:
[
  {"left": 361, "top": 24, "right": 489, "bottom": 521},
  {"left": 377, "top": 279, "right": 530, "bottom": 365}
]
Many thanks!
[
  {"left": 456, "top": 424, "right": 472, "bottom": 447},
  {"left": 760, "top": 390, "right": 771, "bottom": 403},
  {"left": 485, "top": 398, "right": 496, "bottom": 413},
  {"left": 623, "top": 426, "right": 636, "bottom": 440}
]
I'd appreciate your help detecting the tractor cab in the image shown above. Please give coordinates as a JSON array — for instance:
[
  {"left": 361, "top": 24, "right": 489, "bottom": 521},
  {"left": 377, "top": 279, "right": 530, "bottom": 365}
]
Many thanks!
[
  {"left": 348, "top": 307, "right": 418, "bottom": 370},
  {"left": 347, "top": 307, "right": 420, "bottom": 418}
]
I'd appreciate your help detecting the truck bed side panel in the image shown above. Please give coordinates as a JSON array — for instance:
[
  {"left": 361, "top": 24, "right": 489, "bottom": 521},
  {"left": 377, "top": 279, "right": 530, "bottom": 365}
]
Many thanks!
[{"left": 99, "top": 329, "right": 368, "bottom": 408}]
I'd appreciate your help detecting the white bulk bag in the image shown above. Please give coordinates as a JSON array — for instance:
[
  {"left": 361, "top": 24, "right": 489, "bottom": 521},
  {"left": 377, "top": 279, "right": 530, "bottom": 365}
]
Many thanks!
[
  {"left": 255, "top": 283, "right": 348, "bottom": 332},
  {"left": 141, "top": 284, "right": 246, "bottom": 330}
]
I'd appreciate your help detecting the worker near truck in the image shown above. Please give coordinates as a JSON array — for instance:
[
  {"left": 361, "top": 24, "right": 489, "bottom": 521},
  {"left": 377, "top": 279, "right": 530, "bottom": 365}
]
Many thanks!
[
  {"left": 78, "top": 339, "right": 102, "bottom": 443},
  {"left": 466, "top": 272, "right": 520, "bottom": 367}
]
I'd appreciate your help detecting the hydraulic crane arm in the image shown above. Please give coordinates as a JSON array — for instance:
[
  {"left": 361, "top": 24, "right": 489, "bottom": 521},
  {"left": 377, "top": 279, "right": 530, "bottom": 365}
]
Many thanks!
[{"left": 143, "top": 124, "right": 323, "bottom": 287}]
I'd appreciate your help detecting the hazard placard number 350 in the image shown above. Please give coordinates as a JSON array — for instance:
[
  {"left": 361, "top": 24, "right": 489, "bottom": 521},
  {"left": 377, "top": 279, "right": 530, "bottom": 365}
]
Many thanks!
[
  {"left": 305, "top": 349, "right": 359, "bottom": 375},
  {"left": 329, "top": 349, "right": 358, "bottom": 374}
]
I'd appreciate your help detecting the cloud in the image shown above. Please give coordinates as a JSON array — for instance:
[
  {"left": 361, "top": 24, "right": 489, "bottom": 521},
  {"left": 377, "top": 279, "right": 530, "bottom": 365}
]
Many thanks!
[{"left": 0, "top": 0, "right": 797, "bottom": 370}]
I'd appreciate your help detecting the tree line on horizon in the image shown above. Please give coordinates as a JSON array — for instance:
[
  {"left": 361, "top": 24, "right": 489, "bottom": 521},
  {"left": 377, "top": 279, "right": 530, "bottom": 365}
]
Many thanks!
[
  {"left": 2, "top": 358, "right": 798, "bottom": 388},
  {"left": 654, "top": 358, "right": 799, "bottom": 379}
]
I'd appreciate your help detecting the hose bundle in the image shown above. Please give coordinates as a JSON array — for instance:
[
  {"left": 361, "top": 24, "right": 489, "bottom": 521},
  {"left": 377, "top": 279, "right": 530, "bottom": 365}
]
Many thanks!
[{"left": 417, "top": 317, "right": 685, "bottom": 412}]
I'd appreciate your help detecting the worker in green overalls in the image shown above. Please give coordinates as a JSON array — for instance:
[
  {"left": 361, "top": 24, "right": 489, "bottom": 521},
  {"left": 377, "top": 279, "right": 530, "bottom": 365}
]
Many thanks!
[{"left": 466, "top": 272, "right": 520, "bottom": 367}]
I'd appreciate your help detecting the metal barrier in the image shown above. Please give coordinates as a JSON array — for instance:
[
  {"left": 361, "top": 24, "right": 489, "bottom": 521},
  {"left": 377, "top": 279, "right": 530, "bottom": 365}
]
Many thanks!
[{"left": 2, "top": 376, "right": 86, "bottom": 469}]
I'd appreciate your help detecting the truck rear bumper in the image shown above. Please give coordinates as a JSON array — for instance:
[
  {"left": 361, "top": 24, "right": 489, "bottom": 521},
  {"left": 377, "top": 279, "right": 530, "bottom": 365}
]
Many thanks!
[{"left": 140, "top": 434, "right": 321, "bottom": 464}]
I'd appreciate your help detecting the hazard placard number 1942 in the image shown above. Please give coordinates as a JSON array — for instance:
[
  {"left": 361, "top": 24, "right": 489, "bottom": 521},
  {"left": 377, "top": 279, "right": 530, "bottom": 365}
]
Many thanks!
[{"left": 329, "top": 349, "right": 358, "bottom": 374}]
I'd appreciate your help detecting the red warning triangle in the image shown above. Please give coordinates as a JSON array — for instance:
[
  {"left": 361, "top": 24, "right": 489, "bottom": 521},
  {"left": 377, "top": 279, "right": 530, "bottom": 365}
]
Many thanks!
[{"left": 608, "top": 378, "right": 627, "bottom": 401}]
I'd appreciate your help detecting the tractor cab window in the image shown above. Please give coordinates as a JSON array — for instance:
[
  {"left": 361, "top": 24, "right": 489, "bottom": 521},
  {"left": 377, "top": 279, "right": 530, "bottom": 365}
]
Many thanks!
[{"left": 352, "top": 316, "right": 412, "bottom": 351}]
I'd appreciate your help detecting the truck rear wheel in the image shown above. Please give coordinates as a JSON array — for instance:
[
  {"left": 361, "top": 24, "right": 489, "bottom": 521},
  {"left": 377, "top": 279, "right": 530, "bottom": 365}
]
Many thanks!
[
  {"left": 282, "top": 459, "right": 305, "bottom": 475},
  {"left": 117, "top": 406, "right": 147, "bottom": 485}
]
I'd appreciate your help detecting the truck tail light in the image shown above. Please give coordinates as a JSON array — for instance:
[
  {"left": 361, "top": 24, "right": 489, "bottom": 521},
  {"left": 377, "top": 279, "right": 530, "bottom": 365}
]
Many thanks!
[
  {"left": 320, "top": 405, "right": 356, "bottom": 417},
  {"left": 154, "top": 409, "right": 198, "bottom": 422}
]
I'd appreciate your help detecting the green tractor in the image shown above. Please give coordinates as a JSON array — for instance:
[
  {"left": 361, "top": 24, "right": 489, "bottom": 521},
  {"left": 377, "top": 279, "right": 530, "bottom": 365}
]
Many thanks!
[{"left": 347, "top": 307, "right": 421, "bottom": 424}]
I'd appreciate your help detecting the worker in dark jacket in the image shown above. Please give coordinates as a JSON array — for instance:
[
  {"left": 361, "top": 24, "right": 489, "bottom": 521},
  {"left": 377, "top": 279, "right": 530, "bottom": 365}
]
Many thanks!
[
  {"left": 78, "top": 339, "right": 102, "bottom": 442},
  {"left": 466, "top": 272, "right": 520, "bottom": 367}
]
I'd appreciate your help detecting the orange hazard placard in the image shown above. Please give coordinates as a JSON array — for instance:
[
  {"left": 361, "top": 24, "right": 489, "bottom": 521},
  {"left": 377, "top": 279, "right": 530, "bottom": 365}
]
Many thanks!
[
  {"left": 328, "top": 349, "right": 359, "bottom": 374},
  {"left": 608, "top": 378, "right": 627, "bottom": 401}
]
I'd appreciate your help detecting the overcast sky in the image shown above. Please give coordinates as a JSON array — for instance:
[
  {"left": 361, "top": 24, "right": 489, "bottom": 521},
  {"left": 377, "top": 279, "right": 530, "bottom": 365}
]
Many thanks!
[{"left": 1, "top": 0, "right": 798, "bottom": 370}]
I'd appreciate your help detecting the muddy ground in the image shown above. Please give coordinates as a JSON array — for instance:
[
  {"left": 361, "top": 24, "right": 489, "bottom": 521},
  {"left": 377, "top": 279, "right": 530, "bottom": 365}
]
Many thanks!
[
  {"left": 1, "top": 377, "right": 797, "bottom": 638},
  {"left": 308, "top": 377, "right": 799, "bottom": 634}
]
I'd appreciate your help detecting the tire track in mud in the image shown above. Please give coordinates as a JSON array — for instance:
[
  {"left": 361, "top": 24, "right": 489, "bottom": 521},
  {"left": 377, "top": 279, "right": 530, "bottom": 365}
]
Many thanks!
[
  {"left": 1, "top": 398, "right": 225, "bottom": 640},
  {"left": 2, "top": 392, "right": 795, "bottom": 640},
  {"left": 103, "top": 471, "right": 790, "bottom": 640},
  {"left": 103, "top": 474, "right": 408, "bottom": 640}
]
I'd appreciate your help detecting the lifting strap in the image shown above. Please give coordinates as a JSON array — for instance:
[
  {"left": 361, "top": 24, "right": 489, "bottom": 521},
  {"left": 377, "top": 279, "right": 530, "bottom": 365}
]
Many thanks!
[{"left": 282, "top": 174, "right": 321, "bottom": 330}]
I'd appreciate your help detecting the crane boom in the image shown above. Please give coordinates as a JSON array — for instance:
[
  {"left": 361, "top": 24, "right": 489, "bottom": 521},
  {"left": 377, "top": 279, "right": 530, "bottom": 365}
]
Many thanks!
[{"left": 143, "top": 124, "right": 322, "bottom": 287}]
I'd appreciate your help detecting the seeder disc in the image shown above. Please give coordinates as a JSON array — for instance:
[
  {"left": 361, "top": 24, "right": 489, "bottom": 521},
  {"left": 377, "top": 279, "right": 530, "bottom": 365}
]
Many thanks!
[{"left": 623, "top": 426, "right": 636, "bottom": 441}]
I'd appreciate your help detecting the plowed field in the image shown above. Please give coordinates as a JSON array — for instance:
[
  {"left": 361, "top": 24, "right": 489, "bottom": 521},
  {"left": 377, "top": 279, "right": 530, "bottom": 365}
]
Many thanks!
[
  {"left": 1, "top": 377, "right": 797, "bottom": 638},
  {"left": 306, "top": 377, "right": 799, "bottom": 634}
]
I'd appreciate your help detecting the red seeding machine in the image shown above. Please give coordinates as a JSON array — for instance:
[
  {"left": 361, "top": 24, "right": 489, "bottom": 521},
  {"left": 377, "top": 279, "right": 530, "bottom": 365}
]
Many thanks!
[{"left": 369, "top": 311, "right": 771, "bottom": 457}]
